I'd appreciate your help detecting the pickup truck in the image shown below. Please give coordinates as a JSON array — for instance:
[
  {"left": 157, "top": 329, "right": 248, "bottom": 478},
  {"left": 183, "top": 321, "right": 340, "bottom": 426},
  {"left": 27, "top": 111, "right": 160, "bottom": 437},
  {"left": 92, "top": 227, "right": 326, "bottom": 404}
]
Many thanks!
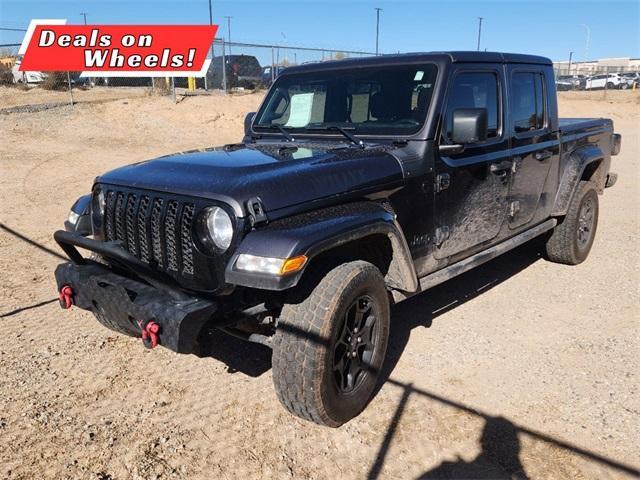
[{"left": 54, "top": 52, "right": 621, "bottom": 427}]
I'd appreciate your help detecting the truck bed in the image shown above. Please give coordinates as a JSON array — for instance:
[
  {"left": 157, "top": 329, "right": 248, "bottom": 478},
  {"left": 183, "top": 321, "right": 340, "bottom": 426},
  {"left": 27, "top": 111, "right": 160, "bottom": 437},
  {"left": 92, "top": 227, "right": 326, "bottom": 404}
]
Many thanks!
[{"left": 559, "top": 117, "right": 612, "bottom": 133}]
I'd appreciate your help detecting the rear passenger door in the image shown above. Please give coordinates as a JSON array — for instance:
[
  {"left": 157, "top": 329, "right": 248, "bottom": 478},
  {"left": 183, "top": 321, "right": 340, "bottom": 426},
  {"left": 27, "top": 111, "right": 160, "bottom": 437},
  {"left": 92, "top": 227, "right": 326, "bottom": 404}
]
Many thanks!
[
  {"left": 433, "top": 66, "right": 510, "bottom": 261},
  {"left": 507, "top": 67, "right": 558, "bottom": 229}
]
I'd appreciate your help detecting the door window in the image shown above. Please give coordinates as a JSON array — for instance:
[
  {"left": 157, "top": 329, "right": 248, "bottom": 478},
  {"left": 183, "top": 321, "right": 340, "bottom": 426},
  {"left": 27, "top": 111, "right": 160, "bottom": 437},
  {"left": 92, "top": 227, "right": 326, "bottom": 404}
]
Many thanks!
[
  {"left": 511, "top": 72, "right": 546, "bottom": 133},
  {"left": 445, "top": 72, "right": 500, "bottom": 140}
]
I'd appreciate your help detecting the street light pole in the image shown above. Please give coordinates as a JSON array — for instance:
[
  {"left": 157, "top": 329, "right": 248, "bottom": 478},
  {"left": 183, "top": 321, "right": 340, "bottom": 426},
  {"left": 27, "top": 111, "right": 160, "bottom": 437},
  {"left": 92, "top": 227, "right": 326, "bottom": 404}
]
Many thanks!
[
  {"left": 225, "top": 16, "right": 232, "bottom": 56},
  {"left": 375, "top": 8, "right": 382, "bottom": 55},
  {"left": 568, "top": 51, "right": 574, "bottom": 75},
  {"left": 580, "top": 24, "right": 591, "bottom": 61},
  {"left": 476, "top": 17, "right": 483, "bottom": 51},
  {"left": 80, "top": 13, "right": 88, "bottom": 24}
]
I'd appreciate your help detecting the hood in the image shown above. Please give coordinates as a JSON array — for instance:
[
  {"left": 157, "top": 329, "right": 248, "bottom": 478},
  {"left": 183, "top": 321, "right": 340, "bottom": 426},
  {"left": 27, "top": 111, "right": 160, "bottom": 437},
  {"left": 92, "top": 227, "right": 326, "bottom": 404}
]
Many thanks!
[{"left": 97, "top": 143, "right": 404, "bottom": 217}]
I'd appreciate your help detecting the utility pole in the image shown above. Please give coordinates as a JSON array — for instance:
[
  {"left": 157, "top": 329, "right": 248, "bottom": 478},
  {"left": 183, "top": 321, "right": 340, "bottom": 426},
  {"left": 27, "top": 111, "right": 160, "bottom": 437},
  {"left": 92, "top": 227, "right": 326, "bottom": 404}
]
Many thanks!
[
  {"left": 375, "top": 8, "right": 382, "bottom": 55},
  {"left": 476, "top": 17, "right": 483, "bottom": 51},
  {"left": 80, "top": 12, "right": 88, "bottom": 24},
  {"left": 205, "top": 0, "right": 214, "bottom": 90},
  {"left": 225, "top": 16, "right": 232, "bottom": 56},
  {"left": 568, "top": 51, "right": 574, "bottom": 75}
]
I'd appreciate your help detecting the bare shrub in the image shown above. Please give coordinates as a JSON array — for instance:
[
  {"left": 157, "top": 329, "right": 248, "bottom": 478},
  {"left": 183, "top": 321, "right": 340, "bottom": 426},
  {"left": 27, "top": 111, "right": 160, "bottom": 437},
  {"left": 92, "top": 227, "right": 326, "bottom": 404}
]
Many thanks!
[
  {"left": 0, "top": 63, "right": 13, "bottom": 85},
  {"left": 41, "top": 72, "right": 69, "bottom": 91}
]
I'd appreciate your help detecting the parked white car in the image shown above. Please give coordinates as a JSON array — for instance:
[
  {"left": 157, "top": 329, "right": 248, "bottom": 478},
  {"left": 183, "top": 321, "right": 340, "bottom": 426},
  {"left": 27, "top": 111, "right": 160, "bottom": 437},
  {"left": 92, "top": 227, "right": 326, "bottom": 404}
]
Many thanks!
[
  {"left": 584, "top": 73, "right": 625, "bottom": 90},
  {"left": 11, "top": 59, "right": 48, "bottom": 84}
]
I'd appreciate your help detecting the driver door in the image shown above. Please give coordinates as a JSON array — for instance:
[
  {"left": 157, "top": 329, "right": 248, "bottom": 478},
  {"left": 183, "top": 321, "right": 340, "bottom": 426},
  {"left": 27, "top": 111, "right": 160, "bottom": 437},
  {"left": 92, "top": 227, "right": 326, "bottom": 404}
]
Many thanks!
[{"left": 433, "top": 66, "right": 511, "bottom": 261}]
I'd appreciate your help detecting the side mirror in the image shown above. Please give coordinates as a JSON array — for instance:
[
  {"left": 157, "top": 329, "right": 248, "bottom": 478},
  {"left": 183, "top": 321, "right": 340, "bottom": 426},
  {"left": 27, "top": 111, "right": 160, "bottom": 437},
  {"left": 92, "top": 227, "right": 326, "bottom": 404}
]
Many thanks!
[
  {"left": 244, "top": 112, "right": 256, "bottom": 137},
  {"left": 451, "top": 108, "right": 488, "bottom": 145}
]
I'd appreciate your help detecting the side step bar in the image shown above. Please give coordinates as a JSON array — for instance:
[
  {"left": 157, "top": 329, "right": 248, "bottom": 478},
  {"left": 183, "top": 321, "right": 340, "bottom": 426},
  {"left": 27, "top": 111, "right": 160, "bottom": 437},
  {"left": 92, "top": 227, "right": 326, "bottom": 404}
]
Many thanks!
[{"left": 397, "top": 218, "right": 557, "bottom": 301}]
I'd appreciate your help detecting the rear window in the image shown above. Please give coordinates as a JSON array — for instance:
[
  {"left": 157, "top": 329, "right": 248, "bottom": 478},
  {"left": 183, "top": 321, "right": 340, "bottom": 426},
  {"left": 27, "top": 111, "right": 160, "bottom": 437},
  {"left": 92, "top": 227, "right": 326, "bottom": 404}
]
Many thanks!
[{"left": 511, "top": 72, "right": 546, "bottom": 133}]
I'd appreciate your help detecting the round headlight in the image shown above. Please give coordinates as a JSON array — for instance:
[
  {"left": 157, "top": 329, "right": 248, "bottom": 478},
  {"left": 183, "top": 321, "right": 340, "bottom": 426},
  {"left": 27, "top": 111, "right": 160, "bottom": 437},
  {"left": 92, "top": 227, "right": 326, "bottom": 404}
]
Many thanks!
[
  {"left": 205, "top": 206, "right": 233, "bottom": 251},
  {"left": 94, "top": 189, "right": 105, "bottom": 217}
]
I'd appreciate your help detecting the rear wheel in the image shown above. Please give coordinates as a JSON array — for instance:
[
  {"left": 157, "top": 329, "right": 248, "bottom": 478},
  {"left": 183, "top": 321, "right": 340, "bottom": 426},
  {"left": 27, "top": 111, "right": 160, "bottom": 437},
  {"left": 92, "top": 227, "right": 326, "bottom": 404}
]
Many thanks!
[
  {"left": 272, "top": 261, "right": 390, "bottom": 427},
  {"left": 545, "top": 181, "right": 599, "bottom": 265}
]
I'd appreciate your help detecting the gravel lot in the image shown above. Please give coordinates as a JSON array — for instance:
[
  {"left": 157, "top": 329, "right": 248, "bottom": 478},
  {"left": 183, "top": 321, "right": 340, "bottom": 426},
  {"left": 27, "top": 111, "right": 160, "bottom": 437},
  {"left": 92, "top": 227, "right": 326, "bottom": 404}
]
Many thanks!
[{"left": 0, "top": 87, "right": 638, "bottom": 479}]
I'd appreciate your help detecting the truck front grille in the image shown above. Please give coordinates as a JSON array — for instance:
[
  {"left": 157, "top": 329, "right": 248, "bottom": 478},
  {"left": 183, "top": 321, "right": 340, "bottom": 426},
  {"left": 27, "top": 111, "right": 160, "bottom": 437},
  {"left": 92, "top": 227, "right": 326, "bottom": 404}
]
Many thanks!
[{"left": 104, "top": 189, "right": 196, "bottom": 276}]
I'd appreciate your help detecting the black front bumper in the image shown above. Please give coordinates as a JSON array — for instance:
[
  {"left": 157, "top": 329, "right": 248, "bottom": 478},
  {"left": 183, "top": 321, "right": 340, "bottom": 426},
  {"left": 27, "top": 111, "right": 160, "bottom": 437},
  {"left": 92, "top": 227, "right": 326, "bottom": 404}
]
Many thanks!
[{"left": 54, "top": 231, "right": 218, "bottom": 353}]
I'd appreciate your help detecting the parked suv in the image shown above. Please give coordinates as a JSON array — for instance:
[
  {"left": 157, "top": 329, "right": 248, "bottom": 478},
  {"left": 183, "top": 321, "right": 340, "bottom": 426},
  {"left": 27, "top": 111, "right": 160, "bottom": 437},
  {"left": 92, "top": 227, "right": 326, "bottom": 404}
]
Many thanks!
[
  {"left": 585, "top": 73, "right": 625, "bottom": 90},
  {"left": 55, "top": 52, "right": 620, "bottom": 427},
  {"left": 175, "top": 55, "right": 262, "bottom": 90},
  {"left": 620, "top": 72, "right": 639, "bottom": 88},
  {"left": 556, "top": 74, "right": 586, "bottom": 91},
  {"left": 208, "top": 54, "right": 262, "bottom": 89}
]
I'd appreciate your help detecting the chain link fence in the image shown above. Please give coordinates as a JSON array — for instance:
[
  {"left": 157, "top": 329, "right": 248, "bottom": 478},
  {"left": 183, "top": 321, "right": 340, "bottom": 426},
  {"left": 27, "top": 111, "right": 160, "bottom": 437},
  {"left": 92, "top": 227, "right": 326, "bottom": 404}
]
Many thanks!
[
  {"left": 2, "top": 35, "right": 639, "bottom": 111},
  {"left": 0, "top": 39, "right": 375, "bottom": 110},
  {"left": 553, "top": 64, "right": 640, "bottom": 92}
]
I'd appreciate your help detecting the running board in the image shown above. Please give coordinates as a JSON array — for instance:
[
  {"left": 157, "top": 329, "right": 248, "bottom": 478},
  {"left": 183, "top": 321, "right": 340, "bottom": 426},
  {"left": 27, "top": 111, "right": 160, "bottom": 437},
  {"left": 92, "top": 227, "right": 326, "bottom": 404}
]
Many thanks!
[{"left": 417, "top": 218, "right": 557, "bottom": 293}]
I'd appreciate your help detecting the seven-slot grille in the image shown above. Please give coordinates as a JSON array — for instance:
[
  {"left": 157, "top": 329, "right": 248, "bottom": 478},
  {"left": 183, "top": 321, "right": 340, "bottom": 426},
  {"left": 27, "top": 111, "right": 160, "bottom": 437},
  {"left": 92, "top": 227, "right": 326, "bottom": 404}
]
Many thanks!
[{"left": 104, "top": 189, "right": 196, "bottom": 276}]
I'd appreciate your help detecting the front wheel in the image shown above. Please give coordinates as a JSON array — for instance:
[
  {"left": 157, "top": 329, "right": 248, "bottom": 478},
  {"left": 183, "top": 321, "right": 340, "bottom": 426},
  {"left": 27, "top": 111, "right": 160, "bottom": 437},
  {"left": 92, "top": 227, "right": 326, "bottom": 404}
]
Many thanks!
[
  {"left": 545, "top": 181, "right": 599, "bottom": 265},
  {"left": 272, "top": 261, "right": 390, "bottom": 427}
]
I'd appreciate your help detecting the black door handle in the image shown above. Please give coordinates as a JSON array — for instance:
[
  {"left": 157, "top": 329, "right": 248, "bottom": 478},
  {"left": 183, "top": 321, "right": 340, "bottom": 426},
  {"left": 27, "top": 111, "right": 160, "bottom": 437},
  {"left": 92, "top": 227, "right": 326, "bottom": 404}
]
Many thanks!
[{"left": 535, "top": 150, "right": 552, "bottom": 161}]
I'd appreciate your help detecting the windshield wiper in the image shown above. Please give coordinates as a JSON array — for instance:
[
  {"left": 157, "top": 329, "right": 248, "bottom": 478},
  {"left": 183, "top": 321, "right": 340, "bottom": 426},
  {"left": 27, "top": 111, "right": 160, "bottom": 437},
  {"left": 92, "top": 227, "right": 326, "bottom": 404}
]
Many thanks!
[
  {"left": 308, "top": 126, "right": 365, "bottom": 148},
  {"left": 265, "top": 124, "right": 295, "bottom": 142}
]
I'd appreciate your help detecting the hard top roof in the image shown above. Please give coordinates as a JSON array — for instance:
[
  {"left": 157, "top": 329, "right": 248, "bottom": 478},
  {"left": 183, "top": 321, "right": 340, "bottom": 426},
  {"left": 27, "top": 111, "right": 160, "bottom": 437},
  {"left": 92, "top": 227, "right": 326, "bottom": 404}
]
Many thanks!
[{"left": 283, "top": 51, "right": 552, "bottom": 75}]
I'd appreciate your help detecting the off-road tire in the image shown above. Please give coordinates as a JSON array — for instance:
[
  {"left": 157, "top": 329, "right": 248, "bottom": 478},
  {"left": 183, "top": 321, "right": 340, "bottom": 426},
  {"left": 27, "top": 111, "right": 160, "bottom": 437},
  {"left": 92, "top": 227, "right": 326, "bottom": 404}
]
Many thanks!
[
  {"left": 546, "top": 181, "right": 599, "bottom": 265},
  {"left": 272, "top": 261, "right": 390, "bottom": 427}
]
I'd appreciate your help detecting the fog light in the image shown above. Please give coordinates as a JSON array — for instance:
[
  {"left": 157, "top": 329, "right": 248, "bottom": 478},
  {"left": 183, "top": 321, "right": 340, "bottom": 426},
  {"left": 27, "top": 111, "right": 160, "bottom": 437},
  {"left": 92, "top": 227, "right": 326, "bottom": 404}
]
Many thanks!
[{"left": 235, "top": 254, "right": 307, "bottom": 275}]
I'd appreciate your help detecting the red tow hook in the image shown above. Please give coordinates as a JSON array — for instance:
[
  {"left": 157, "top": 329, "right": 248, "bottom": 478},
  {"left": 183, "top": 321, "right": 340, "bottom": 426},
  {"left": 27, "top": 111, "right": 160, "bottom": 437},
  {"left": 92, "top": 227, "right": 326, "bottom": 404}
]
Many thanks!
[
  {"left": 58, "top": 285, "right": 74, "bottom": 309},
  {"left": 137, "top": 319, "right": 161, "bottom": 349}
]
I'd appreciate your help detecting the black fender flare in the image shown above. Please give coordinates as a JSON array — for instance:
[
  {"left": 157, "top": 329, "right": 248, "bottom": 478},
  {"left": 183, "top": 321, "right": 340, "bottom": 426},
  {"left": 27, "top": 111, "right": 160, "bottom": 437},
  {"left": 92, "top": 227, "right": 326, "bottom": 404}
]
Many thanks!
[
  {"left": 225, "top": 201, "right": 418, "bottom": 293},
  {"left": 552, "top": 145, "right": 605, "bottom": 216}
]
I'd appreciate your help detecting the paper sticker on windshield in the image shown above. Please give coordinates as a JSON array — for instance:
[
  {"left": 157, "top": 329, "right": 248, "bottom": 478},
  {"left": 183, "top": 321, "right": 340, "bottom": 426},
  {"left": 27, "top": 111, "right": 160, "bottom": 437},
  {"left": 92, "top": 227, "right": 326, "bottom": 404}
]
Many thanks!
[
  {"left": 292, "top": 148, "right": 313, "bottom": 159},
  {"left": 414, "top": 70, "right": 424, "bottom": 81},
  {"left": 285, "top": 92, "right": 314, "bottom": 127}
]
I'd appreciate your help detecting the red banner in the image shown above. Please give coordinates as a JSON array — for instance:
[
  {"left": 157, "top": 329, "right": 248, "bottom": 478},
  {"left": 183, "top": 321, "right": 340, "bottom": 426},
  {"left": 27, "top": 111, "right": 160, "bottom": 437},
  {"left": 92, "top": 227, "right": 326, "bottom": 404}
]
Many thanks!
[{"left": 19, "top": 21, "right": 218, "bottom": 76}]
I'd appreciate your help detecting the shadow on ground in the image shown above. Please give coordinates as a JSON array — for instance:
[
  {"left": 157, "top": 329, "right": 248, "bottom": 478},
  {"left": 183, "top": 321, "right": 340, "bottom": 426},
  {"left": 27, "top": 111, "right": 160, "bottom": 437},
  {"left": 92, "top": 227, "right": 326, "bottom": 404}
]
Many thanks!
[
  {"left": 3, "top": 222, "right": 638, "bottom": 478},
  {"left": 197, "top": 235, "right": 546, "bottom": 378}
]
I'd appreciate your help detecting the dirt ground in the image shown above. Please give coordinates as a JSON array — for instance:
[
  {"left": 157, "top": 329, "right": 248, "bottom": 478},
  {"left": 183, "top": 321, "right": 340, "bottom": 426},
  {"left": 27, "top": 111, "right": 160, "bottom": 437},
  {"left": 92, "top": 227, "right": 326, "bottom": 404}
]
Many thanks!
[{"left": 0, "top": 87, "right": 638, "bottom": 480}]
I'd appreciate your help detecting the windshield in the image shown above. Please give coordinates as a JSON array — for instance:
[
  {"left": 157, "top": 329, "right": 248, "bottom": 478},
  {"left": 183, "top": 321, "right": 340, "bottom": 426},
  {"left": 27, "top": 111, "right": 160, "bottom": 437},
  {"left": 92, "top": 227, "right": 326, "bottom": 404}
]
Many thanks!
[{"left": 254, "top": 64, "right": 438, "bottom": 136}]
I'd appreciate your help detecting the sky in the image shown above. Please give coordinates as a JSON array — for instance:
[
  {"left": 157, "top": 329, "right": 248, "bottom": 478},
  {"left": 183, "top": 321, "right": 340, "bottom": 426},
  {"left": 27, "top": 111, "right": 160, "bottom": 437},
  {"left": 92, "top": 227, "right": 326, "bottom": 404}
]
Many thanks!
[{"left": 1, "top": 0, "right": 638, "bottom": 65}]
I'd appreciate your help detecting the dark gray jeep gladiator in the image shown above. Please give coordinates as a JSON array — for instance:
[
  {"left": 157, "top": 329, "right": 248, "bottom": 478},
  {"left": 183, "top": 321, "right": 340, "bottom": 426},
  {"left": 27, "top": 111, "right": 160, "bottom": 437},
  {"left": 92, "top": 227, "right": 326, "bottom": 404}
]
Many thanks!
[{"left": 55, "top": 52, "right": 621, "bottom": 426}]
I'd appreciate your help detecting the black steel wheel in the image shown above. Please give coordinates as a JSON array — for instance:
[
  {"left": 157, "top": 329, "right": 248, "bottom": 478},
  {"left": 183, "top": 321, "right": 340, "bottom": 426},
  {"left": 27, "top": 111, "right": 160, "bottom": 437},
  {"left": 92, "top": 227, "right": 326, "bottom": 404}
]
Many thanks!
[{"left": 272, "top": 261, "right": 390, "bottom": 427}]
